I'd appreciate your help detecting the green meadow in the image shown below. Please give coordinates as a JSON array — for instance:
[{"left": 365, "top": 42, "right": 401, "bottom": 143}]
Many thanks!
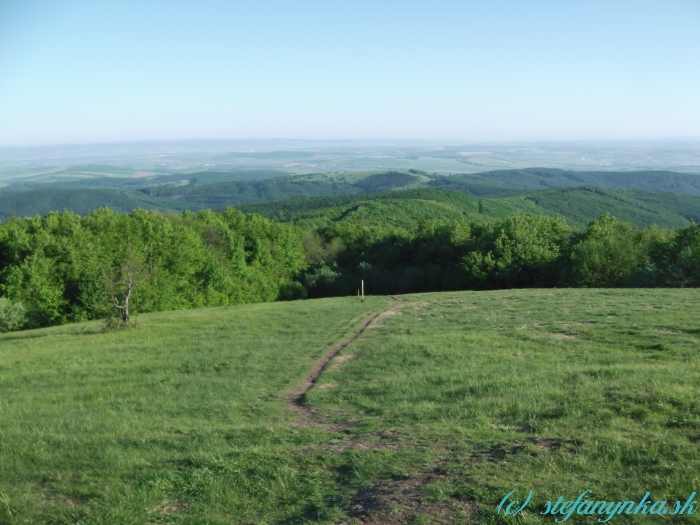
[{"left": 1, "top": 289, "right": 699, "bottom": 524}]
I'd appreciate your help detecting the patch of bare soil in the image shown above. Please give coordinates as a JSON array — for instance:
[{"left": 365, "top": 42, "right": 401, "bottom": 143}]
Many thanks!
[
  {"left": 470, "top": 437, "right": 571, "bottom": 462},
  {"left": 511, "top": 438, "right": 562, "bottom": 451},
  {"left": 552, "top": 333, "right": 577, "bottom": 340},
  {"left": 366, "top": 308, "right": 401, "bottom": 329},
  {"left": 328, "top": 353, "right": 357, "bottom": 372},
  {"left": 296, "top": 429, "right": 405, "bottom": 454},
  {"left": 346, "top": 467, "right": 472, "bottom": 524},
  {"left": 151, "top": 501, "right": 189, "bottom": 514}
]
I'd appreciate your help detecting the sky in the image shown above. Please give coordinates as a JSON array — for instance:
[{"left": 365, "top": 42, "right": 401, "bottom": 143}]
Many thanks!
[{"left": 0, "top": 0, "right": 699, "bottom": 147}]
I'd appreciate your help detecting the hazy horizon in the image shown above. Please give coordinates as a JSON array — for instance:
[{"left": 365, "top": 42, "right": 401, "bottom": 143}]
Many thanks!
[
  {"left": 2, "top": 138, "right": 700, "bottom": 178},
  {"left": 3, "top": 136, "right": 700, "bottom": 149}
]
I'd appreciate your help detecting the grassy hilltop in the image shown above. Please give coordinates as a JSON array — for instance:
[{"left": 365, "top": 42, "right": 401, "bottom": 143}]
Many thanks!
[{"left": 1, "top": 289, "right": 699, "bottom": 524}]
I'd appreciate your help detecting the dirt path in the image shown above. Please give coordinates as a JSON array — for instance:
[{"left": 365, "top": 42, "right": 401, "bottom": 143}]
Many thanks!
[{"left": 288, "top": 301, "right": 405, "bottom": 428}]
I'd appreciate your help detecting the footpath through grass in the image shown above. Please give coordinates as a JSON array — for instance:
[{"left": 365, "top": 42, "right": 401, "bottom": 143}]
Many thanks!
[
  {"left": 0, "top": 297, "right": 389, "bottom": 524},
  {"left": 1, "top": 289, "right": 699, "bottom": 524},
  {"left": 309, "top": 289, "right": 700, "bottom": 524}
]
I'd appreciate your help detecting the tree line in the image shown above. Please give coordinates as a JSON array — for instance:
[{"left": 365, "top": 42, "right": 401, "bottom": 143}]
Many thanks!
[
  {"left": 1, "top": 208, "right": 699, "bottom": 331},
  {"left": 0, "top": 208, "right": 307, "bottom": 330}
]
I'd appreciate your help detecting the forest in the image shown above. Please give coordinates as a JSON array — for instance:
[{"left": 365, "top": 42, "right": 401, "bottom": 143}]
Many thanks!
[
  {"left": 4, "top": 168, "right": 700, "bottom": 221},
  {"left": 1, "top": 203, "right": 699, "bottom": 331}
]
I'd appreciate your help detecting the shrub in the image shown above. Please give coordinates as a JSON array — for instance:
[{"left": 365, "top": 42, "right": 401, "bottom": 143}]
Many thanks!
[
  {"left": 0, "top": 297, "right": 27, "bottom": 332},
  {"left": 462, "top": 214, "right": 569, "bottom": 288},
  {"left": 569, "top": 214, "right": 645, "bottom": 287},
  {"left": 304, "top": 264, "right": 346, "bottom": 297}
]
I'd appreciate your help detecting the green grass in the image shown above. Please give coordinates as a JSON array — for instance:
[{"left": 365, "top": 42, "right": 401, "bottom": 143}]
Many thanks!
[
  {"left": 0, "top": 297, "right": 389, "bottom": 524},
  {"left": 1, "top": 290, "right": 700, "bottom": 523},
  {"left": 310, "top": 289, "right": 700, "bottom": 523}
]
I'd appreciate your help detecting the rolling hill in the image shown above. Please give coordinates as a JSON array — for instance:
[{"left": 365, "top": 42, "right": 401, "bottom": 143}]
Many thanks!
[
  {"left": 1, "top": 289, "right": 699, "bottom": 523},
  {"left": 3, "top": 168, "right": 700, "bottom": 229},
  {"left": 429, "top": 167, "right": 700, "bottom": 196},
  {"left": 0, "top": 171, "right": 419, "bottom": 221},
  {"left": 241, "top": 186, "right": 700, "bottom": 229}
]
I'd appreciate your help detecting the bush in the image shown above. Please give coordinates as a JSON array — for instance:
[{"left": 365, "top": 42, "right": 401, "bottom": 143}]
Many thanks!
[
  {"left": 304, "top": 264, "right": 346, "bottom": 297},
  {"left": 462, "top": 214, "right": 569, "bottom": 288},
  {"left": 278, "top": 280, "right": 308, "bottom": 301},
  {"left": 569, "top": 214, "right": 644, "bottom": 287},
  {"left": 0, "top": 297, "right": 27, "bottom": 332},
  {"left": 664, "top": 223, "right": 700, "bottom": 286}
]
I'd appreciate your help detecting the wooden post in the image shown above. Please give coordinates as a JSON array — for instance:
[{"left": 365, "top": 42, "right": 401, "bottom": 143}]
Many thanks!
[{"left": 361, "top": 280, "right": 364, "bottom": 301}]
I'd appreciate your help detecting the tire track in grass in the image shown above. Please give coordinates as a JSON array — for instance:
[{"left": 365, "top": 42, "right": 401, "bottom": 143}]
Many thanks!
[
  {"left": 288, "top": 298, "right": 476, "bottom": 524},
  {"left": 288, "top": 300, "right": 406, "bottom": 429}
]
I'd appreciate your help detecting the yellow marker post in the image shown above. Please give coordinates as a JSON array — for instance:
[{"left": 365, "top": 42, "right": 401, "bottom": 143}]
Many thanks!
[{"left": 361, "top": 280, "right": 364, "bottom": 301}]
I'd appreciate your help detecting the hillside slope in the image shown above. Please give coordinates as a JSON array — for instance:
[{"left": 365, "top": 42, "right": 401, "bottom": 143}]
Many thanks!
[
  {"left": 0, "top": 188, "right": 176, "bottom": 219},
  {"left": 0, "top": 171, "right": 419, "bottom": 220},
  {"left": 430, "top": 167, "right": 700, "bottom": 196},
  {"left": 3, "top": 168, "right": 700, "bottom": 221},
  {"left": 492, "top": 186, "right": 700, "bottom": 227},
  {"left": 1, "top": 290, "right": 699, "bottom": 523},
  {"left": 2, "top": 183, "right": 698, "bottom": 230},
  {"left": 242, "top": 186, "right": 700, "bottom": 229}
]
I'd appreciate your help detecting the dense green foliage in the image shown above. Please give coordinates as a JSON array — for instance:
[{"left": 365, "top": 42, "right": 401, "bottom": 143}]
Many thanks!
[
  {"left": 2, "top": 204, "right": 700, "bottom": 330},
  {"left": 243, "top": 186, "right": 700, "bottom": 229},
  {"left": 0, "top": 171, "right": 420, "bottom": 220},
  {"left": 1, "top": 290, "right": 699, "bottom": 523},
  {"left": 494, "top": 186, "right": 700, "bottom": 227},
  {"left": 0, "top": 188, "right": 170, "bottom": 220},
  {"left": 301, "top": 213, "right": 700, "bottom": 297},
  {"left": 5, "top": 184, "right": 700, "bottom": 231},
  {"left": 430, "top": 167, "right": 700, "bottom": 196},
  {"left": 238, "top": 188, "right": 482, "bottom": 225},
  {"left": 0, "top": 208, "right": 307, "bottom": 328},
  {"left": 4, "top": 168, "right": 700, "bottom": 223},
  {"left": 3, "top": 184, "right": 700, "bottom": 331},
  {"left": 137, "top": 177, "right": 356, "bottom": 206}
]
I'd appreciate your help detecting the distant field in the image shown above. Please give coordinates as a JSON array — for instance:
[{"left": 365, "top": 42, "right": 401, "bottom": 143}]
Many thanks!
[
  {"left": 3, "top": 141, "right": 700, "bottom": 184},
  {"left": 1, "top": 289, "right": 698, "bottom": 523}
]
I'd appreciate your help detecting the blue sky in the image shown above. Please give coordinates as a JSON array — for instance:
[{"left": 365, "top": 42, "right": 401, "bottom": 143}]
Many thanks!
[{"left": 0, "top": 0, "right": 699, "bottom": 146}]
